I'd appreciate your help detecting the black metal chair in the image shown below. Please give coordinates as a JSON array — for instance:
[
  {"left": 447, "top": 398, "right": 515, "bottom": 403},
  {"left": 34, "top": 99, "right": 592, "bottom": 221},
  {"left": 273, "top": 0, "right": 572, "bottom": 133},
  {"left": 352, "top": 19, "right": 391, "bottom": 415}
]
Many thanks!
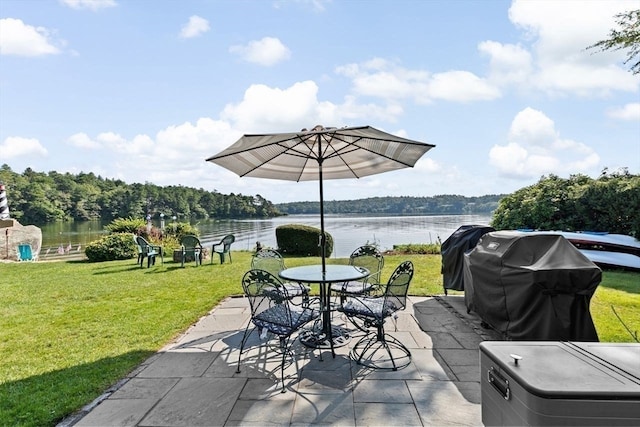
[
  {"left": 211, "top": 234, "right": 235, "bottom": 264},
  {"left": 338, "top": 260, "right": 414, "bottom": 370},
  {"left": 180, "top": 235, "right": 203, "bottom": 267},
  {"left": 134, "top": 235, "right": 163, "bottom": 268},
  {"left": 251, "top": 249, "right": 311, "bottom": 304},
  {"left": 236, "top": 269, "right": 319, "bottom": 392},
  {"left": 331, "top": 245, "right": 384, "bottom": 304}
]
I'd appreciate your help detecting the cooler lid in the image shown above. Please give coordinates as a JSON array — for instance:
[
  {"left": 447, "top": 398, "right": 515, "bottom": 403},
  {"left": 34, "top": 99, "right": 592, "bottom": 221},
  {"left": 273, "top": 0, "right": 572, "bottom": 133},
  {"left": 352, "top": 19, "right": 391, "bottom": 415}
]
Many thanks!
[{"left": 480, "top": 341, "right": 640, "bottom": 399}]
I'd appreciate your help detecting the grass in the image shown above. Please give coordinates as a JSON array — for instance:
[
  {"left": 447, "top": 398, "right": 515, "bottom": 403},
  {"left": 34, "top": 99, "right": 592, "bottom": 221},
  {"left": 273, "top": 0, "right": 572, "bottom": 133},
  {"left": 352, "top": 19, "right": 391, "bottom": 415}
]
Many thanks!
[{"left": 0, "top": 252, "right": 638, "bottom": 426}]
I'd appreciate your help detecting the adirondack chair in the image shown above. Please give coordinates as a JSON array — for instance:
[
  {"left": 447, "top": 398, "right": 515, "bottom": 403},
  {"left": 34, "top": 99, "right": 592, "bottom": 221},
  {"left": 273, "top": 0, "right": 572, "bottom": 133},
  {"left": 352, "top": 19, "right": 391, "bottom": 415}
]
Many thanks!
[
  {"left": 17, "top": 244, "right": 35, "bottom": 261},
  {"left": 180, "top": 235, "right": 203, "bottom": 267},
  {"left": 211, "top": 234, "right": 235, "bottom": 264},
  {"left": 134, "top": 235, "right": 163, "bottom": 268}
]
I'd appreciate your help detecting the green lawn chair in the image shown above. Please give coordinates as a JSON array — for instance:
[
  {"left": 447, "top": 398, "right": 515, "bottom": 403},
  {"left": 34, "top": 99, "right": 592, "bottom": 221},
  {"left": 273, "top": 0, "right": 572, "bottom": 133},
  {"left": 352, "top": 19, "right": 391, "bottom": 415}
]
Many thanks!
[
  {"left": 180, "top": 235, "right": 203, "bottom": 267},
  {"left": 134, "top": 235, "right": 163, "bottom": 268},
  {"left": 211, "top": 234, "right": 235, "bottom": 264}
]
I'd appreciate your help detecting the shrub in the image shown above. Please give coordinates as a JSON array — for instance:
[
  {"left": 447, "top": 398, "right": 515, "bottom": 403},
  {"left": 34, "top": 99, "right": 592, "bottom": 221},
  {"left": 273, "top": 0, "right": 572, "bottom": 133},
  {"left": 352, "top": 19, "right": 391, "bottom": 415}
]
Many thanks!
[
  {"left": 276, "top": 224, "right": 333, "bottom": 257},
  {"left": 164, "top": 222, "right": 200, "bottom": 241},
  {"left": 85, "top": 233, "right": 137, "bottom": 262},
  {"left": 387, "top": 243, "right": 441, "bottom": 255},
  {"left": 105, "top": 217, "right": 146, "bottom": 234}
]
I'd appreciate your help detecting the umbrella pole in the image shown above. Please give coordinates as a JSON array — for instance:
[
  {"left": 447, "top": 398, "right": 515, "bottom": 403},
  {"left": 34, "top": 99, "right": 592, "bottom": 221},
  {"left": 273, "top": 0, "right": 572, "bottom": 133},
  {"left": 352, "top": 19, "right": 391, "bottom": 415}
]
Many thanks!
[{"left": 316, "top": 133, "right": 327, "bottom": 275}]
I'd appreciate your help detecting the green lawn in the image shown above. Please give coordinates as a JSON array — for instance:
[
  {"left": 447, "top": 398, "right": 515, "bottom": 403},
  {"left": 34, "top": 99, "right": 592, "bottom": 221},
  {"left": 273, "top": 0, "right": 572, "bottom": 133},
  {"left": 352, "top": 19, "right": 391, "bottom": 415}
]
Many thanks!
[{"left": 1, "top": 252, "right": 638, "bottom": 426}]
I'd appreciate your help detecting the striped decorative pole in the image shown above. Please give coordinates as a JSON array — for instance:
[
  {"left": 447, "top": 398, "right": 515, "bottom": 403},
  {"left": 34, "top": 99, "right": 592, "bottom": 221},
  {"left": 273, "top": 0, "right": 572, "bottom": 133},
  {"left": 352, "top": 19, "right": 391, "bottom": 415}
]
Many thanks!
[{"left": 0, "top": 183, "right": 9, "bottom": 219}]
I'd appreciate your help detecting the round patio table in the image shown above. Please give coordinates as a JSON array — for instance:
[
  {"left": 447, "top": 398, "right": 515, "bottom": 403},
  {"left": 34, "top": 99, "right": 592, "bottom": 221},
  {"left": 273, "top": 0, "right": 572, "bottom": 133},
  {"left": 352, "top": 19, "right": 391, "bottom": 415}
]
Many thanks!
[{"left": 279, "top": 264, "right": 369, "bottom": 350}]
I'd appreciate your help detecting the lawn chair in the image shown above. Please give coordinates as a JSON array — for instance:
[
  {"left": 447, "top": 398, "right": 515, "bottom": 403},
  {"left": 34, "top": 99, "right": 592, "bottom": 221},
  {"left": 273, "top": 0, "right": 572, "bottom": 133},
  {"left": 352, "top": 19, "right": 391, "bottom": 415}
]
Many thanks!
[
  {"left": 237, "top": 269, "right": 319, "bottom": 392},
  {"left": 134, "top": 235, "right": 163, "bottom": 268},
  {"left": 17, "top": 244, "right": 35, "bottom": 261},
  {"left": 180, "top": 235, "right": 203, "bottom": 267},
  {"left": 338, "top": 261, "right": 414, "bottom": 370},
  {"left": 211, "top": 234, "right": 235, "bottom": 264}
]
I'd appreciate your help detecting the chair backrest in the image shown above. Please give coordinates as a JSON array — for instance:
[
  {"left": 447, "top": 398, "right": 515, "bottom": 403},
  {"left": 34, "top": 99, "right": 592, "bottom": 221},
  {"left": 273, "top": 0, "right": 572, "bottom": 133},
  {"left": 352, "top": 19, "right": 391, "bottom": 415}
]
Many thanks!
[
  {"left": 180, "top": 235, "right": 202, "bottom": 249},
  {"left": 18, "top": 244, "right": 33, "bottom": 261},
  {"left": 382, "top": 261, "right": 414, "bottom": 313},
  {"left": 220, "top": 234, "right": 235, "bottom": 250},
  {"left": 135, "top": 236, "right": 152, "bottom": 255},
  {"left": 251, "top": 249, "right": 286, "bottom": 277},
  {"left": 349, "top": 245, "right": 384, "bottom": 284},
  {"left": 241, "top": 269, "right": 297, "bottom": 328}
]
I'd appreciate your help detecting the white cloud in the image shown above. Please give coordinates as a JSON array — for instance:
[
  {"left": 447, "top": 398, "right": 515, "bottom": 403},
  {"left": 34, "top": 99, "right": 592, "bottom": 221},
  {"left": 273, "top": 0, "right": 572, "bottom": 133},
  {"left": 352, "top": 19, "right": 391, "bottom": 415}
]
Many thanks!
[
  {"left": 0, "top": 136, "right": 48, "bottom": 158},
  {"left": 507, "top": 0, "right": 639, "bottom": 95},
  {"left": 607, "top": 103, "right": 640, "bottom": 121},
  {"left": 336, "top": 59, "right": 500, "bottom": 104},
  {"left": 0, "top": 18, "right": 61, "bottom": 56},
  {"left": 67, "top": 133, "right": 101, "bottom": 149},
  {"left": 221, "top": 81, "right": 321, "bottom": 132},
  {"left": 229, "top": 37, "right": 291, "bottom": 66},
  {"left": 179, "top": 15, "right": 210, "bottom": 39},
  {"left": 428, "top": 71, "right": 501, "bottom": 102},
  {"left": 489, "top": 107, "right": 600, "bottom": 178},
  {"left": 60, "top": 0, "right": 117, "bottom": 11},
  {"left": 478, "top": 40, "right": 532, "bottom": 85}
]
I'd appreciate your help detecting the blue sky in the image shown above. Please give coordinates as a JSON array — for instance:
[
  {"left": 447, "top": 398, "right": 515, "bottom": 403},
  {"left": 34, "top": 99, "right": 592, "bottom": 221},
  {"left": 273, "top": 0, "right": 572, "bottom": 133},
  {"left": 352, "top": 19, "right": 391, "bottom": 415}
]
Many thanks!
[{"left": 1, "top": 0, "right": 639, "bottom": 204}]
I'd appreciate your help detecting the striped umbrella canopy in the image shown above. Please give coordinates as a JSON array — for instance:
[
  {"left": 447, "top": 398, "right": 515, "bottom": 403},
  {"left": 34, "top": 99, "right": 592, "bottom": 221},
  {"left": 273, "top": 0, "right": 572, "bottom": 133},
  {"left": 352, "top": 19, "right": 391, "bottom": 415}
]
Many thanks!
[{"left": 206, "top": 125, "right": 435, "bottom": 272}]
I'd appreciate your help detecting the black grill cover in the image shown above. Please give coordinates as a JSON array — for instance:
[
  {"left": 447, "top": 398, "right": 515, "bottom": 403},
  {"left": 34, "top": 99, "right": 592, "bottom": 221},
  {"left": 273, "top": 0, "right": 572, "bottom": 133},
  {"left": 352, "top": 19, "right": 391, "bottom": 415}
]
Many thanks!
[
  {"left": 441, "top": 225, "right": 495, "bottom": 292},
  {"left": 463, "top": 231, "right": 601, "bottom": 341}
]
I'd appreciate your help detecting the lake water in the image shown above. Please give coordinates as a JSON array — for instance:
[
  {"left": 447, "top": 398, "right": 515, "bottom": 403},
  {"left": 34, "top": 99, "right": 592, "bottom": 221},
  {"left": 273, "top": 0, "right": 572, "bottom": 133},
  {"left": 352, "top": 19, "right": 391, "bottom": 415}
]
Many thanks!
[{"left": 40, "top": 214, "right": 493, "bottom": 258}]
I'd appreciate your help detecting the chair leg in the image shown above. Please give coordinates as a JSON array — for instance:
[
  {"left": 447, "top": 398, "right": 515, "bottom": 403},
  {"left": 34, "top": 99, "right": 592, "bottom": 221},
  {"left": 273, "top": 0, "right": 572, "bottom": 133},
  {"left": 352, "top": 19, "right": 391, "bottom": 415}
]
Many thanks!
[
  {"left": 236, "top": 324, "right": 254, "bottom": 374},
  {"left": 280, "top": 336, "right": 288, "bottom": 393}
]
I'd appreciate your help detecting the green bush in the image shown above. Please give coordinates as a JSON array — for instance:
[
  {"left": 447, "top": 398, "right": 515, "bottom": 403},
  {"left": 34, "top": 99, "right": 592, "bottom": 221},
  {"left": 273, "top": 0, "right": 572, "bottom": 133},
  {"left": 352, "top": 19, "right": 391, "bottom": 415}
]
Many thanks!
[
  {"left": 164, "top": 222, "right": 200, "bottom": 241},
  {"left": 105, "top": 217, "right": 146, "bottom": 234},
  {"left": 275, "top": 224, "right": 333, "bottom": 257},
  {"left": 85, "top": 233, "right": 137, "bottom": 262}
]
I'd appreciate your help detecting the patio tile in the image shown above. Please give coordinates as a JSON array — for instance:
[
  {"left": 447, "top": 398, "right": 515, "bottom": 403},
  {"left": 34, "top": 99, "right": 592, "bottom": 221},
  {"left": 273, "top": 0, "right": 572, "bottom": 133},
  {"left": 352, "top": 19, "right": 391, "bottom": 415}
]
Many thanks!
[
  {"left": 354, "top": 402, "right": 422, "bottom": 426},
  {"left": 110, "top": 378, "right": 179, "bottom": 400},
  {"left": 137, "top": 351, "right": 218, "bottom": 378},
  {"left": 227, "top": 398, "right": 296, "bottom": 424},
  {"left": 352, "top": 379, "right": 412, "bottom": 403},
  {"left": 139, "top": 377, "right": 245, "bottom": 427},
  {"left": 75, "top": 398, "right": 157, "bottom": 427},
  {"left": 407, "top": 380, "right": 481, "bottom": 426},
  {"left": 290, "top": 390, "right": 355, "bottom": 425}
]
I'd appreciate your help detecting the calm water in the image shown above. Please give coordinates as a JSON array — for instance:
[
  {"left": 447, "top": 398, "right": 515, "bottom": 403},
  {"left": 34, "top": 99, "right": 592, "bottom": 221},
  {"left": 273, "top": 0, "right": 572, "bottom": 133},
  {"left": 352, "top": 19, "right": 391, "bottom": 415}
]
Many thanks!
[{"left": 40, "top": 214, "right": 493, "bottom": 258}]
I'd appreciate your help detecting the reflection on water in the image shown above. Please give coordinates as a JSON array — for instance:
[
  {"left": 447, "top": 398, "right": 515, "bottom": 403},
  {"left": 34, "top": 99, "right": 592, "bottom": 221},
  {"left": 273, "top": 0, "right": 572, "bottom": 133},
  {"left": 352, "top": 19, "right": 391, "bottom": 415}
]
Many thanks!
[{"left": 41, "top": 214, "right": 493, "bottom": 258}]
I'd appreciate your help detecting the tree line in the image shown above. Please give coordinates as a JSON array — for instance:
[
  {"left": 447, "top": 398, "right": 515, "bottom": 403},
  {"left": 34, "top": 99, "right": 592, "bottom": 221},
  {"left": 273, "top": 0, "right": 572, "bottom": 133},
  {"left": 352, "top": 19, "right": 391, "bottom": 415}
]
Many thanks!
[
  {"left": 0, "top": 164, "right": 282, "bottom": 224},
  {"left": 2, "top": 165, "right": 638, "bottom": 239},
  {"left": 277, "top": 194, "right": 503, "bottom": 215}
]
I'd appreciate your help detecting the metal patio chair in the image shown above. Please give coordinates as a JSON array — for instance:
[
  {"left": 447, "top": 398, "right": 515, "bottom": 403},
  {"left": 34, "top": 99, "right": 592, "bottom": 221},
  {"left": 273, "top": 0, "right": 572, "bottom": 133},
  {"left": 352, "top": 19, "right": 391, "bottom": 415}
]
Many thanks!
[
  {"left": 331, "top": 245, "right": 384, "bottom": 304},
  {"left": 236, "top": 269, "right": 319, "bottom": 392},
  {"left": 338, "top": 260, "right": 414, "bottom": 370},
  {"left": 251, "top": 249, "right": 311, "bottom": 304}
]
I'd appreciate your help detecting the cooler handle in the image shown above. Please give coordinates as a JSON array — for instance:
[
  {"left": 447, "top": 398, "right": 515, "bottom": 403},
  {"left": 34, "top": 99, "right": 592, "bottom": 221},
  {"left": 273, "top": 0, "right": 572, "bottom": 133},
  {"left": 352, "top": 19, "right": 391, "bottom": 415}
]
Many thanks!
[{"left": 488, "top": 367, "right": 510, "bottom": 401}]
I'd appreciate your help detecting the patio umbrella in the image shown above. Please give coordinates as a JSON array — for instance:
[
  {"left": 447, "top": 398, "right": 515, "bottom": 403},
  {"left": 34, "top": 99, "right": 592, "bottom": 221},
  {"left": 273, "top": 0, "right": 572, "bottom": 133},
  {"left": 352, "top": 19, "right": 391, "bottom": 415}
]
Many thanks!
[{"left": 206, "top": 125, "right": 435, "bottom": 273}]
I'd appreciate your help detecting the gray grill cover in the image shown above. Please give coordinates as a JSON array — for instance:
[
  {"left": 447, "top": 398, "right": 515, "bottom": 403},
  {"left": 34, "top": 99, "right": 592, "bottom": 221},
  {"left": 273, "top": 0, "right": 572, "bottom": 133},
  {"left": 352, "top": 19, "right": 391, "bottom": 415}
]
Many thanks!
[
  {"left": 441, "top": 224, "right": 495, "bottom": 292},
  {"left": 463, "top": 231, "right": 601, "bottom": 341}
]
